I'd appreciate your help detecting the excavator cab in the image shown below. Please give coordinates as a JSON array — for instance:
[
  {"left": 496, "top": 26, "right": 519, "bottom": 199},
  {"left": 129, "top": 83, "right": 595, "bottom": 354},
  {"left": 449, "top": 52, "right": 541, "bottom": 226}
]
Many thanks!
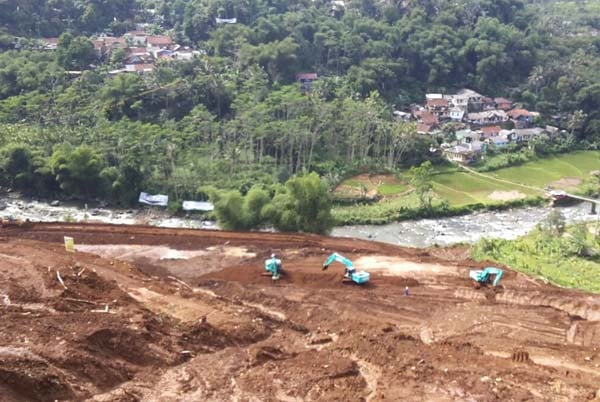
[
  {"left": 265, "top": 254, "right": 282, "bottom": 280},
  {"left": 323, "top": 253, "right": 370, "bottom": 284},
  {"left": 469, "top": 267, "right": 503, "bottom": 287}
]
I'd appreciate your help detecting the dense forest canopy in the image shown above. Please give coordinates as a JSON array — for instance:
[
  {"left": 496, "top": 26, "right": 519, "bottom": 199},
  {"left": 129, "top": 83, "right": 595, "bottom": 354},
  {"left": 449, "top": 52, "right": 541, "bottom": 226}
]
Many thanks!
[{"left": 0, "top": 0, "right": 598, "bottom": 222}]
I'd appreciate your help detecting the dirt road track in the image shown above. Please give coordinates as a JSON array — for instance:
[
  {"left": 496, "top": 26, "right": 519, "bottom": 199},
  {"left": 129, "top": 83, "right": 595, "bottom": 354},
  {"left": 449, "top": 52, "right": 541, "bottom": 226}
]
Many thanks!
[{"left": 1, "top": 222, "right": 600, "bottom": 401}]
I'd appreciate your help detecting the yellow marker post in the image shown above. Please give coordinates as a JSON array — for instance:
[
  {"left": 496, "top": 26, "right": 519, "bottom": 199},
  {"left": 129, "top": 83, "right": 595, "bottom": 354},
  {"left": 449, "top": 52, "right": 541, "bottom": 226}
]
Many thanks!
[{"left": 64, "top": 236, "right": 75, "bottom": 252}]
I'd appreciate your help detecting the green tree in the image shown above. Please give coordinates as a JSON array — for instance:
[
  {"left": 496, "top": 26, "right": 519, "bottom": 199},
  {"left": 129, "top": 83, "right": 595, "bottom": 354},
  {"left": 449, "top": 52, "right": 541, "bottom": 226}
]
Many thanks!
[
  {"left": 273, "top": 172, "right": 334, "bottom": 234},
  {"left": 568, "top": 223, "right": 591, "bottom": 257},
  {"left": 49, "top": 145, "right": 106, "bottom": 198},
  {"left": 243, "top": 185, "right": 271, "bottom": 228},
  {"left": 0, "top": 143, "right": 57, "bottom": 195},
  {"left": 213, "top": 190, "right": 247, "bottom": 230},
  {"left": 410, "top": 160, "right": 434, "bottom": 208},
  {"left": 212, "top": 173, "right": 333, "bottom": 234},
  {"left": 542, "top": 210, "right": 566, "bottom": 236},
  {"left": 56, "top": 33, "right": 96, "bottom": 70}
]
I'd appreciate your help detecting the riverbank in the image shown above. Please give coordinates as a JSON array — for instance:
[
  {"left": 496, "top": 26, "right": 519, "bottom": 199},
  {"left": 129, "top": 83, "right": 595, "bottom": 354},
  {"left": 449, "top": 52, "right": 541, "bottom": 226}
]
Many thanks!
[
  {"left": 333, "top": 150, "right": 599, "bottom": 225},
  {"left": 0, "top": 193, "right": 217, "bottom": 229},
  {"left": 472, "top": 222, "right": 600, "bottom": 293},
  {"left": 332, "top": 201, "right": 597, "bottom": 247}
]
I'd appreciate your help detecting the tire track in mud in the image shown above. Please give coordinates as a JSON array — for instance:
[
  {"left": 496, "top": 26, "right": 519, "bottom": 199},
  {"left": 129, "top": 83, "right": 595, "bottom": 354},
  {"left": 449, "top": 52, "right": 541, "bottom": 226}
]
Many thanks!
[{"left": 455, "top": 287, "right": 600, "bottom": 322}]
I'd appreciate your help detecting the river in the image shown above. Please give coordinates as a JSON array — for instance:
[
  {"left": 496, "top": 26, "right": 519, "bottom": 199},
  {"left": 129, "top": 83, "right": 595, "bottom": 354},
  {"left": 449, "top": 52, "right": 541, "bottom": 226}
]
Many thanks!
[
  {"left": 1, "top": 194, "right": 598, "bottom": 248},
  {"left": 332, "top": 202, "right": 598, "bottom": 247}
]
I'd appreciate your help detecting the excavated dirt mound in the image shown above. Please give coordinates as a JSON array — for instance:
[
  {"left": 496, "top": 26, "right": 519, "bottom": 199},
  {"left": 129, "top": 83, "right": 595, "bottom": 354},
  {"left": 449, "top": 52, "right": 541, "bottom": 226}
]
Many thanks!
[{"left": 1, "top": 222, "right": 600, "bottom": 401}]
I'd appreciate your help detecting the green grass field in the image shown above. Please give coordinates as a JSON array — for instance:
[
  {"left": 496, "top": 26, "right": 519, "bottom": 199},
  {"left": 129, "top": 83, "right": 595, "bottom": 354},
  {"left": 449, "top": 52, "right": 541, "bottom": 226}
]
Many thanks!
[
  {"left": 333, "top": 151, "right": 599, "bottom": 224},
  {"left": 432, "top": 150, "right": 598, "bottom": 206},
  {"left": 490, "top": 151, "right": 599, "bottom": 188}
]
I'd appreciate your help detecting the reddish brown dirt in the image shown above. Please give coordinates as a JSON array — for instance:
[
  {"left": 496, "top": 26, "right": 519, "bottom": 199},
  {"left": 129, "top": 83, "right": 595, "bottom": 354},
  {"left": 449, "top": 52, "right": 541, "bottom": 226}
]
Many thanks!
[{"left": 1, "top": 222, "right": 600, "bottom": 401}]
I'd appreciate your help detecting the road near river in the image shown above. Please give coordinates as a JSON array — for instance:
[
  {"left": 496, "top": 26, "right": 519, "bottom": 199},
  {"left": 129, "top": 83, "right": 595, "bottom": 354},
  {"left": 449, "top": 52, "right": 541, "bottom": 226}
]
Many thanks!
[{"left": 1, "top": 194, "right": 598, "bottom": 248}]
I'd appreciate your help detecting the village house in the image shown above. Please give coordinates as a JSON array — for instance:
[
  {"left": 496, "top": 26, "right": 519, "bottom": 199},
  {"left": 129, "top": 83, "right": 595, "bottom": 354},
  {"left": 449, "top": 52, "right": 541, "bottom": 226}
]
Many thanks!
[
  {"left": 480, "top": 125, "right": 502, "bottom": 138},
  {"left": 124, "top": 47, "right": 153, "bottom": 64},
  {"left": 297, "top": 73, "right": 318, "bottom": 92},
  {"left": 444, "top": 141, "right": 483, "bottom": 164},
  {"left": 110, "top": 63, "right": 155, "bottom": 75},
  {"left": 466, "top": 110, "right": 508, "bottom": 125},
  {"left": 93, "top": 36, "right": 127, "bottom": 57},
  {"left": 393, "top": 110, "right": 412, "bottom": 122},
  {"left": 486, "top": 136, "right": 510, "bottom": 147},
  {"left": 507, "top": 108, "right": 534, "bottom": 128},
  {"left": 40, "top": 38, "right": 59, "bottom": 50},
  {"left": 425, "top": 97, "right": 450, "bottom": 119},
  {"left": 146, "top": 35, "right": 173, "bottom": 52},
  {"left": 426, "top": 93, "right": 444, "bottom": 101},
  {"left": 449, "top": 106, "right": 465, "bottom": 121},
  {"left": 444, "top": 88, "right": 483, "bottom": 112},
  {"left": 124, "top": 30, "right": 148, "bottom": 46},
  {"left": 544, "top": 125, "right": 561, "bottom": 138},
  {"left": 508, "top": 127, "right": 545, "bottom": 143},
  {"left": 494, "top": 97, "right": 512, "bottom": 111},
  {"left": 455, "top": 129, "right": 478, "bottom": 143},
  {"left": 417, "top": 123, "right": 433, "bottom": 134},
  {"left": 413, "top": 109, "right": 440, "bottom": 128},
  {"left": 481, "top": 97, "right": 496, "bottom": 111}
]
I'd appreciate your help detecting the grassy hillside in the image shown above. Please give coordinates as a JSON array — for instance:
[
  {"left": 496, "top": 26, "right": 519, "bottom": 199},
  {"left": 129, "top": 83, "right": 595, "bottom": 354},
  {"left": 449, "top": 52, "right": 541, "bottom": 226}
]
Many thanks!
[{"left": 472, "top": 223, "right": 600, "bottom": 293}]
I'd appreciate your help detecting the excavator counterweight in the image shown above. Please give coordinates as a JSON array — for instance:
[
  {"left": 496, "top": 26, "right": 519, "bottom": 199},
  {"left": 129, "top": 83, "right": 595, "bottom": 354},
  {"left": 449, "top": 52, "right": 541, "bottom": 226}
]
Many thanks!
[
  {"left": 322, "top": 253, "right": 370, "bottom": 284},
  {"left": 265, "top": 255, "right": 282, "bottom": 280}
]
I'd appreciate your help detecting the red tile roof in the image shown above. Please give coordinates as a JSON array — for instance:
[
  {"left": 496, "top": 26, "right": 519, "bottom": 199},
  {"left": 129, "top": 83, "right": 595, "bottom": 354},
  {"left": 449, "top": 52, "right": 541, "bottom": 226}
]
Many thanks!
[
  {"left": 507, "top": 108, "right": 531, "bottom": 118},
  {"left": 426, "top": 98, "right": 449, "bottom": 107},
  {"left": 127, "top": 47, "right": 148, "bottom": 54},
  {"left": 414, "top": 110, "right": 439, "bottom": 126},
  {"left": 417, "top": 124, "right": 432, "bottom": 133},
  {"left": 103, "top": 37, "right": 126, "bottom": 45},
  {"left": 481, "top": 125, "right": 501, "bottom": 135},
  {"left": 495, "top": 98, "right": 512, "bottom": 110},
  {"left": 147, "top": 35, "right": 173, "bottom": 46},
  {"left": 297, "top": 73, "right": 318, "bottom": 80},
  {"left": 494, "top": 97, "right": 511, "bottom": 104}
]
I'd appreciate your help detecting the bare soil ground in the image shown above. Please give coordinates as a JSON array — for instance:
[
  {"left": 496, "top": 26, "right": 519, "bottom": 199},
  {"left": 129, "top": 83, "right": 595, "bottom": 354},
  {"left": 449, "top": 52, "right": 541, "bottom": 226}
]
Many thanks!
[
  {"left": 549, "top": 177, "right": 583, "bottom": 191},
  {"left": 1, "top": 222, "right": 600, "bottom": 401},
  {"left": 487, "top": 190, "right": 527, "bottom": 201}
]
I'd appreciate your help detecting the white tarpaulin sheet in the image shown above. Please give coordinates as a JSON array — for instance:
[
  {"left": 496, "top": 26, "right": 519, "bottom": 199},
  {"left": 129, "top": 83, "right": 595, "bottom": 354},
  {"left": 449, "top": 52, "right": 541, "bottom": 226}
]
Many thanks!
[
  {"left": 182, "top": 201, "right": 214, "bottom": 211},
  {"left": 216, "top": 17, "right": 237, "bottom": 24},
  {"left": 139, "top": 192, "right": 168, "bottom": 206}
]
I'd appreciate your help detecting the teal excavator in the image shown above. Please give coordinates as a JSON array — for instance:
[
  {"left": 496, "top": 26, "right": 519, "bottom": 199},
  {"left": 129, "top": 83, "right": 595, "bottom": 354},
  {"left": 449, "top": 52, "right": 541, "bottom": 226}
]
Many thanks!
[
  {"left": 322, "top": 253, "right": 370, "bottom": 284},
  {"left": 469, "top": 267, "right": 503, "bottom": 287},
  {"left": 264, "top": 254, "right": 282, "bottom": 280}
]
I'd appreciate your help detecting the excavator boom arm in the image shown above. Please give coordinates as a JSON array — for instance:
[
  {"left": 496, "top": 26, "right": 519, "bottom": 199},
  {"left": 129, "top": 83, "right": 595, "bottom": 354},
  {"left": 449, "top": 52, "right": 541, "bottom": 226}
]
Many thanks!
[{"left": 323, "top": 253, "right": 354, "bottom": 270}]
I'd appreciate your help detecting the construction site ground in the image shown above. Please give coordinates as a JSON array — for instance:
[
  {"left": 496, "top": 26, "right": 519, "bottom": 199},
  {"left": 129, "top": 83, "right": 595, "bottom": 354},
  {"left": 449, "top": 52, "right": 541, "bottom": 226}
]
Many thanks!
[{"left": 1, "top": 222, "right": 600, "bottom": 401}]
